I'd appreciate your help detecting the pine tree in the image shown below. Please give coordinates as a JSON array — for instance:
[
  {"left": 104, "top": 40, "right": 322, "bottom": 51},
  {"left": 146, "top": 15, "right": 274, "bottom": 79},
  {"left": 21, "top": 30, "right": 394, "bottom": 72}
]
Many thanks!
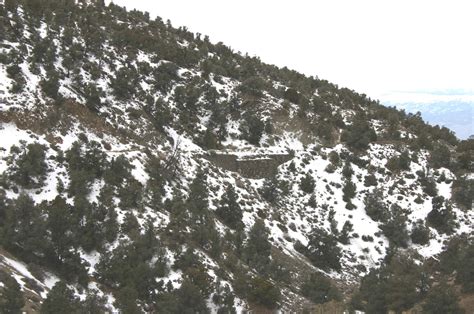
[
  {"left": 9, "top": 143, "right": 48, "bottom": 189},
  {"left": 356, "top": 269, "right": 388, "bottom": 314},
  {"left": 45, "top": 196, "right": 74, "bottom": 262},
  {"left": 247, "top": 277, "right": 281, "bottom": 309},
  {"left": 339, "top": 220, "right": 353, "bottom": 244},
  {"left": 80, "top": 202, "right": 105, "bottom": 252},
  {"left": 422, "top": 284, "right": 464, "bottom": 314},
  {"left": 2, "top": 194, "right": 46, "bottom": 254},
  {"left": 299, "top": 173, "right": 315, "bottom": 194},
  {"left": 342, "top": 180, "right": 356, "bottom": 203},
  {"left": 216, "top": 184, "right": 243, "bottom": 230},
  {"left": 97, "top": 185, "right": 119, "bottom": 243},
  {"left": 410, "top": 219, "right": 431, "bottom": 245},
  {"left": 427, "top": 196, "right": 457, "bottom": 234},
  {"left": 456, "top": 241, "right": 474, "bottom": 293},
  {"left": 0, "top": 189, "right": 7, "bottom": 228},
  {"left": 384, "top": 254, "right": 424, "bottom": 312},
  {"left": 259, "top": 176, "right": 279, "bottom": 204},
  {"left": 305, "top": 227, "right": 342, "bottom": 271},
  {"left": 114, "top": 286, "right": 140, "bottom": 314},
  {"left": 41, "top": 281, "right": 81, "bottom": 314},
  {"left": 380, "top": 204, "right": 409, "bottom": 248},
  {"left": 81, "top": 291, "right": 111, "bottom": 314},
  {"left": 201, "top": 128, "right": 219, "bottom": 150},
  {"left": 341, "top": 114, "right": 377, "bottom": 150},
  {"left": 212, "top": 282, "right": 236, "bottom": 314},
  {"left": 187, "top": 169, "right": 217, "bottom": 248},
  {"left": 241, "top": 114, "right": 264, "bottom": 145},
  {"left": 104, "top": 155, "right": 133, "bottom": 186},
  {"left": 40, "top": 69, "right": 60, "bottom": 99},
  {"left": 364, "top": 189, "right": 388, "bottom": 221},
  {"left": 301, "top": 272, "right": 341, "bottom": 304},
  {"left": 175, "top": 279, "right": 210, "bottom": 313},
  {"left": 244, "top": 220, "right": 272, "bottom": 274},
  {"left": 153, "top": 61, "right": 180, "bottom": 94},
  {"left": 118, "top": 179, "right": 143, "bottom": 210},
  {"left": 0, "top": 270, "right": 25, "bottom": 313},
  {"left": 430, "top": 144, "right": 451, "bottom": 169}
]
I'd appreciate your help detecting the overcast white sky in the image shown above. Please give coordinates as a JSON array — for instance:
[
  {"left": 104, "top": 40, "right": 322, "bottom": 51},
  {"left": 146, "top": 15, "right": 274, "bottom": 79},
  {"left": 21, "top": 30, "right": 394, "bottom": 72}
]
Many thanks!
[{"left": 110, "top": 0, "right": 474, "bottom": 101}]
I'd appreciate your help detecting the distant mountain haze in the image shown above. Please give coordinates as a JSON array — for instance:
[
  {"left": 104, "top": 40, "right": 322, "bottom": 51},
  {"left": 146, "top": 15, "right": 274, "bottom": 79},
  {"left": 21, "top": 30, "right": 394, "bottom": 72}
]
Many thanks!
[{"left": 381, "top": 90, "right": 474, "bottom": 139}]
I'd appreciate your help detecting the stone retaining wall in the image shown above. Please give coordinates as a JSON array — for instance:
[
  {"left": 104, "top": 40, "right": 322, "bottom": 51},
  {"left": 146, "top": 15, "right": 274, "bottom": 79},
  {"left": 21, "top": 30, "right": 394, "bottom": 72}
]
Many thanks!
[{"left": 202, "top": 152, "right": 292, "bottom": 178}]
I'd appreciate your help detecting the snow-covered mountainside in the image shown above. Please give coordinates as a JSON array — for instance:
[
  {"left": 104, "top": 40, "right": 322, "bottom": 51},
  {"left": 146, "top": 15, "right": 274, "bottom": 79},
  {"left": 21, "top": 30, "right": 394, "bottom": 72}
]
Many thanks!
[{"left": 0, "top": 1, "right": 473, "bottom": 313}]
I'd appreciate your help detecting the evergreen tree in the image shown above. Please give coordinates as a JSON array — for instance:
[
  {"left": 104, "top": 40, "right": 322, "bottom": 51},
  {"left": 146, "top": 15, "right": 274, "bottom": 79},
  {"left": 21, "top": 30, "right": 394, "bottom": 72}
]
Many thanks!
[
  {"left": 247, "top": 277, "right": 281, "bottom": 309},
  {"left": 430, "top": 144, "right": 451, "bottom": 169},
  {"left": 175, "top": 279, "right": 210, "bottom": 314},
  {"left": 0, "top": 189, "right": 7, "bottom": 228},
  {"left": 342, "top": 161, "right": 354, "bottom": 179},
  {"left": 342, "top": 180, "right": 356, "bottom": 203},
  {"left": 452, "top": 178, "right": 472, "bottom": 210},
  {"left": 118, "top": 179, "right": 143, "bottom": 210},
  {"left": 237, "top": 76, "right": 266, "bottom": 99},
  {"left": 114, "top": 286, "right": 140, "bottom": 314},
  {"left": 456, "top": 241, "right": 474, "bottom": 293},
  {"left": 420, "top": 175, "right": 438, "bottom": 197},
  {"left": 212, "top": 282, "right": 236, "bottom": 314},
  {"left": 353, "top": 269, "right": 388, "bottom": 314},
  {"left": 9, "top": 143, "right": 48, "bottom": 189},
  {"left": 380, "top": 204, "right": 409, "bottom": 248},
  {"left": 97, "top": 185, "right": 119, "bottom": 243},
  {"left": 2, "top": 194, "right": 46, "bottom": 254},
  {"left": 259, "top": 176, "right": 279, "bottom": 204},
  {"left": 241, "top": 114, "right": 264, "bottom": 145},
  {"left": 153, "top": 61, "right": 180, "bottom": 94},
  {"left": 410, "top": 219, "right": 431, "bottom": 245},
  {"left": 341, "top": 114, "right": 377, "bottom": 150},
  {"left": 40, "top": 69, "right": 60, "bottom": 99},
  {"left": 166, "top": 192, "right": 189, "bottom": 244},
  {"left": 299, "top": 173, "right": 315, "bottom": 194},
  {"left": 80, "top": 202, "right": 105, "bottom": 252},
  {"left": 110, "top": 66, "right": 139, "bottom": 100},
  {"left": 301, "top": 272, "right": 341, "bottom": 304},
  {"left": 41, "top": 281, "right": 81, "bottom": 314},
  {"left": 422, "top": 284, "right": 464, "bottom": 314},
  {"left": 355, "top": 252, "right": 427, "bottom": 314},
  {"left": 384, "top": 254, "right": 424, "bottom": 312},
  {"left": 427, "top": 196, "right": 456, "bottom": 234},
  {"left": 201, "top": 128, "right": 219, "bottom": 149},
  {"left": 339, "top": 220, "right": 353, "bottom": 244},
  {"left": 81, "top": 291, "right": 111, "bottom": 314},
  {"left": 84, "top": 83, "right": 102, "bottom": 112},
  {"left": 305, "top": 227, "right": 342, "bottom": 271},
  {"left": 45, "top": 196, "right": 75, "bottom": 262},
  {"left": 186, "top": 169, "right": 218, "bottom": 249},
  {"left": 0, "top": 270, "right": 25, "bottom": 314},
  {"left": 216, "top": 184, "right": 243, "bottom": 230},
  {"left": 283, "top": 88, "right": 301, "bottom": 104},
  {"left": 244, "top": 220, "right": 272, "bottom": 274},
  {"left": 104, "top": 155, "right": 133, "bottom": 186}
]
